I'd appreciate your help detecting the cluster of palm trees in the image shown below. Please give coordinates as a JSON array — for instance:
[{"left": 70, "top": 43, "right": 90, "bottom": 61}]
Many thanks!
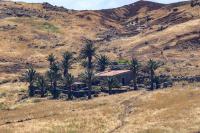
[
  {"left": 129, "top": 58, "right": 162, "bottom": 91},
  {"left": 24, "top": 40, "right": 163, "bottom": 100},
  {"left": 24, "top": 41, "right": 110, "bottom": 99}
]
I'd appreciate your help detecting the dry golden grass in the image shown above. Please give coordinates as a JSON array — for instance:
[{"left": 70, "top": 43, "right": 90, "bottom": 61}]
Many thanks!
[{"left": 0, "top": 84, "right": 199, "bottom": 133}]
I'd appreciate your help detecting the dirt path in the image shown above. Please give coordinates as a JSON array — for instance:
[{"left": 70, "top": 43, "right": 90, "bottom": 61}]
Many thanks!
[
  {"left": 0, "top": 113, "right": 59, "bottom": 126},
  {"left": 108, "top": 91, "right": 147, "bottom": 133}
]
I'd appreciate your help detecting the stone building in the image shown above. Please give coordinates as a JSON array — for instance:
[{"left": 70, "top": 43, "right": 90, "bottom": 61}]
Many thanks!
[{"left": 95, "top": 70, "right": 133, "bottom": 86}]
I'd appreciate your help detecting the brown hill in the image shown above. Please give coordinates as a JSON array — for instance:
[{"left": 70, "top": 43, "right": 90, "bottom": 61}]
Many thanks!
[
  {"left": 0, "top": 0, "right": 199, "bottom": 81},
  {"left": 100, "top": 1, "right": 165, "bottom": 20}
]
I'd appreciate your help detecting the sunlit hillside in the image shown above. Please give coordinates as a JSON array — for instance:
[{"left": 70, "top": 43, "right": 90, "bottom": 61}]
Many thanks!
[
  {"left": 0, "top": 0, "right": 200, "bottom": 132},
  {"left": 0, "top": 0, "right": 200, "bottom": 80}
]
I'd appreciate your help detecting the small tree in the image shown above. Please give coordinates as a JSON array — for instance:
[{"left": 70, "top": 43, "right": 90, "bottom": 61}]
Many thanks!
[
  {"left": 147, "top": 59, "right": 161, "bottom": 90},
  {"left": 47, "top": 53, "right": 56, "bottom": 89},
  {"left": 145, "top": 15, "right": 151, "bottom": 28},
  {"left": 80, "top": 40, "right": 96, "bottom": 99},
  {"left": 24, "top": 66, "right": 36, "bottom": 97},
  {"left": 96, "top": 55, "right": 110, "bottom": 72},
  {"left": 47, "top": 53, "right": 56, "bottom": 66},
  {"left": 129, "top": 58, "right": 140, "bottom": 90},
  {"left": 62, "top": 51, "right": 74, "bottom": 77},
  {"left": 47, "top": 62, "right": 61, "bottom": 99},
  {"left": 36, "top": 75, "right": 47, "bottom": 97},
  {"left": 80, "top": 40, "right": 96, "bottom": 69},
  {"left": 135, "top": 17, "right": 139, "bottom": 24},
  {"left": 80, "top": 70, "right": 94, "bottom": 99},
  {"left": 63, "top": 74, "right": 74, "bottom": 100}
]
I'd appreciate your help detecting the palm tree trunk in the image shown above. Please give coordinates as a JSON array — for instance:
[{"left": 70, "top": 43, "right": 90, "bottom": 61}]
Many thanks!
[
  {"left": 133, "top": 68, "right": 137, "bottom": 90},
  {"left": 64, "top": 68, "right": 68, "bottom": 77},
  {"left": 68, "top": 86, "right": 73, "bottom": 100},
  {"left": 87, "top": 57, "right": 92, "bottom": 99},
  {"left": 50, "top": 79, "right": 53, "bottom": 89},
  {"left": 150, "top": 70, "right": 154, "bottom": 90},
  {"left": 41, "top": 86, "right": 45, "bottom": 97},
  {"left": 28, "top": 84, "right": 34, "bottom": 97},
  {"left": 109, "top": 86, "right": 112, "bottom": 95},
  {"left": 88, "top": 82, "right": 92, "bottom": 99},
  {"left": 88, "top": 57, "right": 92, "bottom": 69},
  {"left": 53, "top": 81, "right": 58, "bottom": 99}
]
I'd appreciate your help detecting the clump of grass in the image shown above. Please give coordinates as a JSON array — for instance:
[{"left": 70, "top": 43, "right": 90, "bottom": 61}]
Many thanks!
[
  {"left": 0, "top": 92, "right": 7, "bottom": 98},
  {"left": 92, "top": 86, "right": 102, "bottom": 91},
  {"left": 0, "top": 79, "right": 10, "bottom": 85},
  {"left": 19, "top": 88, "right": 27, "bottom": 93},
  {"left": 0, "top": 103, "right": 9, "bottom": 110},
  {"left": 138, "top": 128, "right": 169, "bottom": 133},
  {"left": 9, "top": 18, "right": 59, "bottom": 33},
  {"left": 117, "top": 59, "right": 129, "bottom": 64},
  {"left": 36, "top": 22, "right": 59, "bottom": 33},
  {"left": 32, "top": 99, "right": 42, "bottom": 103}
]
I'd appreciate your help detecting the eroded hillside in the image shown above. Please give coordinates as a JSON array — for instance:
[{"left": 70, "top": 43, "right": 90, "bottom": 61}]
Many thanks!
[{"left": 0, "top": 0, "right": 200, "bottom": 82}]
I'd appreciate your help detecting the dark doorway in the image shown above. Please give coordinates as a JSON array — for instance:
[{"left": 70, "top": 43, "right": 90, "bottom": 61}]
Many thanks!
[{"left": 122, "top": 78, "right": 125, "bottom": 85}]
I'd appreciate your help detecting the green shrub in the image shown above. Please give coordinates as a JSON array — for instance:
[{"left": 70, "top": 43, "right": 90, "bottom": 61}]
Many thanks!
[
  {"left": 92, "top": 86, "right": 102, "bottom": 91},
  {"left": 0, "top": 103, "right": 9, "bottom": 110},
  {"left": 37, "top": 22, "right": 59, "bottom": 33},
  {"left": 32, "top": 99, "right": 42, "bottom": 103},
  {"left": 0, "top": 92, "right": 7, "bottom": 98},
  {"left": 9, "top": 18, "right": 59, "bottom": 33},
  {"left": 117, "top": 59, "right": 129, "bottom": 64}
]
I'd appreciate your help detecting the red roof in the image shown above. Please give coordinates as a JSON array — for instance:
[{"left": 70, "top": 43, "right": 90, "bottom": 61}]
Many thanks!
[{"left": 95, "top": 70, "right": 131, "bottom": 77}]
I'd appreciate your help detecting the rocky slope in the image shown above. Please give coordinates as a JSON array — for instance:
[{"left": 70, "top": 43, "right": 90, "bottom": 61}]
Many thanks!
[{"left": 0, "top": 0, "right": 200, "bottom": 81}]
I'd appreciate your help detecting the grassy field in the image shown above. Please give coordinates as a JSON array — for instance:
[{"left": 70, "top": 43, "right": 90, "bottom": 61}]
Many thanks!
[{"left": 0, "top": 83, "right": 199, "bottom": 133}]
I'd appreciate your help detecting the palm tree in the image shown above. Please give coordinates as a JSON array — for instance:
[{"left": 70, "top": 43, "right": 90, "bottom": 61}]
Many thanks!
[
  {"left": 47, "top": 53, "right": 56, "bottom": 66},
  {"left": 36, "top": 75, "right": 46, "bottom": 97},
  {"left": 24, "top": 66, "right": 36, "bottom": 97},
  {"left": 80, "top": 41, "right": 96, "bottom": 70},
  {"left": 96, "top": 55, "right": 110, "bottom": 72},
  {"left": 47, "top": 62, "right": 61, "bottom": 99},
  {"left": 62, "top": 51, "right": 74, "bottom": 77},
  {"left": 129, "top": 58, "right": 140, "bottom": 90},
  {"left": 46, "top": 69, "right": 53, "bottom": 90},
  {"left": 47, "top": 53, "right": 56, "bottom": 89},
  {"left": 80, "top": 69, "right": 94, "bottom": 99},
  {"left": 63, "top": 74, "right": 74, "bottom": 100},
  {"left": 80, "top": 41, "right": 96, "bottom": 99},
  {"left": 147, "top": 59, "right": 161, "bottom": 90}
]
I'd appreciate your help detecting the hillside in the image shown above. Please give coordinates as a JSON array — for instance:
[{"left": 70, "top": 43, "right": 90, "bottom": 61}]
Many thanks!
[
  {"left": 0, "top": 0, "right": 200, "bottom": 132},
  {"left": 0, "top": 0, "right": 200, "bottom": 82}
]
